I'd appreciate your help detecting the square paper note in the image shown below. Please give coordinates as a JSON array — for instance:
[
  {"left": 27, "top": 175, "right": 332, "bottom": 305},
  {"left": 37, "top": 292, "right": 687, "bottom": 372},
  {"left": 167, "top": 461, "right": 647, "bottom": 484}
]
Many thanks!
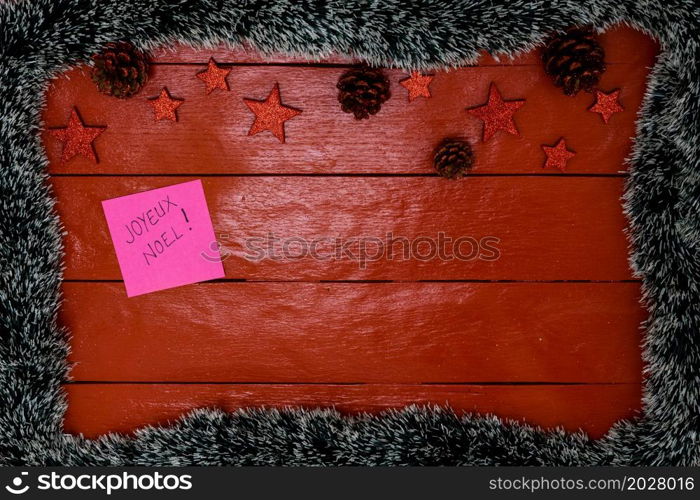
[{"left": 102, "top": 179, "right": 224, "bottom": 297}]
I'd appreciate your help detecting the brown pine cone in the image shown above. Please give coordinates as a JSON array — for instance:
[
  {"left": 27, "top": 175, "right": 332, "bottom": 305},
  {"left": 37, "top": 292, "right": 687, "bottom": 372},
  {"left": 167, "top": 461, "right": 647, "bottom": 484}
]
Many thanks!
[
  {"left": 433, "top": 140, "right": 474, "bottom": 179},
  {"left": 337, "top": 66, "right": 391, "bottom": 119},
  {"left": 542, "top": 27, "right": 606, "bottom": 96},
  {"left": 91, "top": 41, "right": 149, "bottom": 98}
]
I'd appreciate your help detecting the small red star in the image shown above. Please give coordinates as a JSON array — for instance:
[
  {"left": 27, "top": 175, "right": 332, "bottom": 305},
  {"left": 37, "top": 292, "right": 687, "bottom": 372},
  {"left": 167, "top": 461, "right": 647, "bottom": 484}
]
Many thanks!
[
  {"left": 196, "top": 58, "right": 231, "bottom": 94},
  {"left": 399, "top": 71, "right": 434, "bottom": 102},
  {"left": 467, "top": 83, "right": 525, "bottom": 142},
  {"left": 243, "top": 83, "right": 302, "bottom": 143},
  {"left": 49, "top": 108, "right": 106, "bottom": 163},
  {"left": 589, "top": 89, "right": 624, "bottom": 124},
  {"left": 542, "top": 138, "right": 576, "bottom": 172},
  {"left": 148, "top": 87, "right": 184, "bottom": 121}
]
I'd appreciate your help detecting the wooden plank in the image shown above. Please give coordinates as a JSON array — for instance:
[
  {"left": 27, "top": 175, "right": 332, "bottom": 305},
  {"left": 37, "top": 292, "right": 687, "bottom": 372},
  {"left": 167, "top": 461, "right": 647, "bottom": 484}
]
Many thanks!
[
  {"left": 43, "top": 60, "right": 651, "bottom": 175},
  {"left": 149, "top": 26, "right": 658, "bottom": 67},
  {"left": 53, "top": 176, "right": 634, "bottom": 281},
  {"left": 63, "top": 382, "right": 642, "bottom": 439},
  {"left": 62, "top": 282, "right": 644, "bottom": 383}
]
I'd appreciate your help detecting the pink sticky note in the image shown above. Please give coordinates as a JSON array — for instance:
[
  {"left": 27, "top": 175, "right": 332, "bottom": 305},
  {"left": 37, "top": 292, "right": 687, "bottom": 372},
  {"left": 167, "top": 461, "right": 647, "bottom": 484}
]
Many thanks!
[{"left": 101, "top": 180, "right": 224, "bottom": 297}]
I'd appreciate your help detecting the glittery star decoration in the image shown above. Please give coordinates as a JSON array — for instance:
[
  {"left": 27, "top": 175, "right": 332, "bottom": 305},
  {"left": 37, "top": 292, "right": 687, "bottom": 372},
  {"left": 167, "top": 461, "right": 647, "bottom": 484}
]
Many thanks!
[
  {"left": 49, "top": 108, "right": 106, "bottom": 163},
  {"left": 243, "top": 83, "right": 302, "bottom": 143},
  {"left": 196, "top": 58, "right": 231, "bottom": 94},
  {"left": 148, "top": 87, "right": 184, "bottom": 121},
  {"left": 589, "top": 89, "right": 624, "bottom": 124},
  {"left": 467, "top": 83, "right": 525, "bottom": 142},
  {"left": 542, "top": 138, "right": 576, "bottom": 172},
  {"left": 399, "top": 71, "right": 434, "bottom": 102}
]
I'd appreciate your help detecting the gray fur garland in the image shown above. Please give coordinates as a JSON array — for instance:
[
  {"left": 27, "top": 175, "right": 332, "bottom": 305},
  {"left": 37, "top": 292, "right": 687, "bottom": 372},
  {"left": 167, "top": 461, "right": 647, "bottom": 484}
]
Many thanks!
[{"left": 0, "top": 0, "right": 698, "bottom": 466}]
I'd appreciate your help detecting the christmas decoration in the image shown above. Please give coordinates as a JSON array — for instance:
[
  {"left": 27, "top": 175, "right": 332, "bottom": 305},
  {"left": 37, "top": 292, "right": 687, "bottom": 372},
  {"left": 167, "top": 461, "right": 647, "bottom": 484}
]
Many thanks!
[
  {"left": 49, "top": 108, "right": 106, "bottom": 163},
  {"left": 399, "top": 71, "right": 434, "bottom": 102},
  {"left": 91, "top": 41, "right": 149, "bottom": 98},
  {"left": 589, "top": 89, "right": 624, "bottom": 123},
  {"left": 433, "top": 139, "right": 474, "bottom": 179},
  {"left": 467, "top": 83, "right": 525, "bottom": 142},
  {"left": 196, "top": 58, "right": 232, "bottom": 94},
  {"left": 542, "top": 138, "right": 575, "bottom": 172},
  {"left": 4, "top": 0, "right": 697, "bottom": 471},
  {"left": 148, "top": 87, "right": 184, "bottom": 121},
  {"left": 243, "top": 83, "right": 302, "bottom": 143},
  {"left": 542, "top": 27, "right": 606, "bottom": 96},
  {"left": 337, "top": 66, "right": 391, "bottom": 119}
]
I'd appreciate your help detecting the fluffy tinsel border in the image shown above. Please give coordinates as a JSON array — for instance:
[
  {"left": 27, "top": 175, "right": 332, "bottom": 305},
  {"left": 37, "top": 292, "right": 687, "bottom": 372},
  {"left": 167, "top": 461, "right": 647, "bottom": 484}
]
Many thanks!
[{"left": 0, "top": 0, "right": 698, "bottom": 466}]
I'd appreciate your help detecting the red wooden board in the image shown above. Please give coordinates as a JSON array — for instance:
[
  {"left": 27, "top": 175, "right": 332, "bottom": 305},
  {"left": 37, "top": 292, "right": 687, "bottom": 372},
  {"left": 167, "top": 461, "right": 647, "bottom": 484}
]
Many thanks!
[
  {"left": 44, "top": 26, "right": 657, "bottom": 439},
  {"left": 63, "top": 282, "right": 644, "bottom": 383},
  {"left": 43, "top": 36, "right": 656, "bottom": 176},
  {"left": 53, "top": 176, "right": 634, "bottom": 281}
]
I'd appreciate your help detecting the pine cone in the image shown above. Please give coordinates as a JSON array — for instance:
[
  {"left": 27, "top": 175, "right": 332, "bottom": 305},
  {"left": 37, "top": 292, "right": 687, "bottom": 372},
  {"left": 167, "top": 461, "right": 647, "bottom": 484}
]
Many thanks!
[
  {"left": 337, "top": 66, "right": 391, "bottom": 119},
  {"left": 542, "top": 27, "right": 605, "bottom": 96},
  {"left": 433, "top": 140, "right": 474, "bottom": 179},
  {"left": 91, "top": 42, "right": 149, "bottom": 98}
]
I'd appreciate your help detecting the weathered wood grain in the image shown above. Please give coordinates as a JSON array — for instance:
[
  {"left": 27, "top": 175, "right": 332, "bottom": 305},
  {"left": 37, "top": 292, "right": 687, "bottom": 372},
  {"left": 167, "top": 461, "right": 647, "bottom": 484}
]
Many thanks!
[
  {"left": 52, "top": 176, "right": 634, "bottom": 281},
  {"left": 62, "top": 282, "right": 644, "bottom": 383},
  {"left": 63, "top": 382, "right": 642, "bottom": 439}
]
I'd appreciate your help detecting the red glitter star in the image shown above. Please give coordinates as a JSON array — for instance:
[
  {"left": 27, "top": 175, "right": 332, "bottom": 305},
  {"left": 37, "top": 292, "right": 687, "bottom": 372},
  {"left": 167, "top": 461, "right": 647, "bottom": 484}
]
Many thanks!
[
  {"left": 589, "top": 89, "right": 624, "bottom": 124},
  {"left": 148, "top": 87, "right": 184, "bottom": 121},
  {"left": 49, "top": 108, "right": 106, "bottom": 163},
  {"left": 243, "top": 83, "right": 302, "bottom": 143},
  {"left": 399, "top": 71, "right": 434, "bottom": 102},
  {"left": 196, "top": 58, "right": 231, "bottom": 94},
  {"left": 467, "top": 83, "right": 525, "bottom": 142},
  {"left": 542, "top": 138, "right": 576, "bottom": 172}
]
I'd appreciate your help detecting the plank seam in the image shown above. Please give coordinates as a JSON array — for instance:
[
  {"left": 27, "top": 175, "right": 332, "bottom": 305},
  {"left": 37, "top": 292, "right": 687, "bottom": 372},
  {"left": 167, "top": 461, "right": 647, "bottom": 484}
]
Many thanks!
[
  {"left": 62, "top": 381, "right": 641, "bottom": 386},
  {"left": 61, "top": 279, "right": 643, "bottom": 283},
  {"left": 49, "top": 173, "right": 630, "bottom": 178},
  {"left": 149, "top": 61, "right": 638, "bottom": 68}
]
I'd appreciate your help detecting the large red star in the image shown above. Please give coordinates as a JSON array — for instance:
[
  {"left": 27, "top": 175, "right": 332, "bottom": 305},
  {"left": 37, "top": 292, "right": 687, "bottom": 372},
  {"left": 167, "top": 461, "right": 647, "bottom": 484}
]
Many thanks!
[
  {"left": 542, "top": 138, "right": 575, "bottom": 172},
  {"left": 467, "top": 83, "right": 525, "bottom": 142},
  {"left": 196, "top": 58, "right": 231, "bottom": 94},
  {"left": 49, "top": 108, "right": 106, "bottom": 163},
  {"left": 148, "top": 87, "right": 184, "bottom": 121},
  {"left": 589, "top": 89, "right": 624, "bottom": 124},
  {"left": 399, "top": 71, "right": 434, "bottom": 102},
  {"left": 243, "top": 83, "right": 302, "bottom": 143}
]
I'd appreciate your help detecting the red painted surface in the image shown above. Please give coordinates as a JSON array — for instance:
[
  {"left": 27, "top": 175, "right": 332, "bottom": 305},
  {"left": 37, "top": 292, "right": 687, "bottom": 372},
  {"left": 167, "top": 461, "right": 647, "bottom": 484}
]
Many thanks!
[
  {"left": 43, "top": 55, "right": 654, "bottom": 175},
  {"left": 53, "top": 176, "right": 634, "bottom": 281},
  {"left": 62, "top": 282, "right": 645, "bottom": 383},
  {"left": 44, "top": 26, "right": 657, "bottom": 439}
]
